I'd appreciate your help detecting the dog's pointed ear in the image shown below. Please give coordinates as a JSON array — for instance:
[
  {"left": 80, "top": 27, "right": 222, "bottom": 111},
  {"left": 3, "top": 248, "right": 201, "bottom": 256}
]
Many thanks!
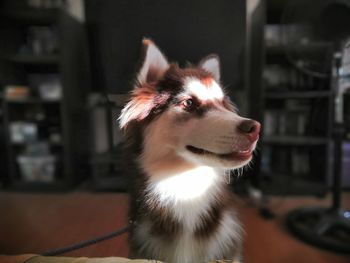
[
  {"left": 118, "top": 86, "right": 156, "bottom": 130},
  {"left": 198, "top": 55, "right": 220, "bottom": 82},
  {"left": 137, "top": 38, "right": 169, "bottom": 85},
  {"left": 119, "top": 39, "right": 169, "bottom": 130}
]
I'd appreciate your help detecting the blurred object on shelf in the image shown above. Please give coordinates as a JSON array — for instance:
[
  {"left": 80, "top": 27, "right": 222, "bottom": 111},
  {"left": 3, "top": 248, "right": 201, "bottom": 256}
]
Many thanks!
[
  {"left": 264, "top": 64, "right": 325, "bottom": 91},
  {"left": 264, "top": 65, "right": 289, "bottom": 90},
  {"left": 26, "top": 26, "right": 59, "bottom": 55},
  {"left": 17, "top": 155, "right": 56, "bottom": 182},
  {"left": 291, "top": 148, "right": 310, "bottom": 175},
  {"left": 16, "top": 104, "right": 47, "bottom": 123},
  {"left": 25, "top": 142, "right": 50, "bottom": 155},
  {"left": 10, "top": 122, "right": 38, "bottom": 143},
  {"left": 48, "top": 127, "right": 62, "bottom": 144},
  {"left": 39, "top": 79, "right": 61, "bottom": 100},
  {"left": 263, "top": 110, "right": 279, "bottom": 136},
  {"left": 27, "top": 0, "right": 66, "bottom": 9},
  {"left": 28, "top": 74, "right": 62, "bottom": 100},
  {"left": 39, "top": 77, "right": 61, "bottom": 100},
  {"left": 263, "top": 101, "right": 309, "bottom": 137},
  {"left": 17, "top": 142, "right": 56, "bottom": 183},
  {"left": 5, "top": 85, "right": 30, "bottom": 100},
  {"left": 265, "top": 24, "right": 282, "bottom": 47}
]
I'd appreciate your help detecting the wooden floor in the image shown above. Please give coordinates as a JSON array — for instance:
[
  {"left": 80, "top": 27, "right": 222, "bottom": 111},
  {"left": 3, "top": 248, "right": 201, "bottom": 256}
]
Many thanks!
[{"left": 0, "top": 191, "right": 349, "bottom": 263}]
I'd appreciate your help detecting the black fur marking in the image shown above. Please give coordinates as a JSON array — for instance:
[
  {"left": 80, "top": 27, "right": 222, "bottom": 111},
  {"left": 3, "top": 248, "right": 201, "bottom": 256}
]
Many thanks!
[
  {"left": 149, "top": 206, "right": 183, "bottom": 238},
  {"left": 158, "top": 64, "right": 213, "bottom": 95},
  {"left": 194, "top": 104, "right": 210, "bottom": 117},
  {"left": 194, "top": 203, "right": 223, "bottom": 239},
  {"left": 130, "top": 176, "right": 183, "bottom": 240}
]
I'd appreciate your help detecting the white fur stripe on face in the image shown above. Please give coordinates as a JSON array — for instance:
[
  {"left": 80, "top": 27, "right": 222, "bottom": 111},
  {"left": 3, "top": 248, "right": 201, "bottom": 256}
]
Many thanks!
[{"left": 185, "top": 78, "right": 224, "bottom": 101}]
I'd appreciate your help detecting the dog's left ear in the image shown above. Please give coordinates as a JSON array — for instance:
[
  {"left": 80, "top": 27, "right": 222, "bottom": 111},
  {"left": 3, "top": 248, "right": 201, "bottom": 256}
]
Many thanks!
[
  {"left": 198, "top": 55, "right": 221, "bottom": 82},
  {"left": 137, "top": 38, "right": 169, "bottom": 85}
]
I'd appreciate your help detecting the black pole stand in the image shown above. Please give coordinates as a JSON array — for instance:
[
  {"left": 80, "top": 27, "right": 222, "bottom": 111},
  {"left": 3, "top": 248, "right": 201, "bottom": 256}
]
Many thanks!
[{"left": 286, "top": 52, "right": 350, "bottom": 253}]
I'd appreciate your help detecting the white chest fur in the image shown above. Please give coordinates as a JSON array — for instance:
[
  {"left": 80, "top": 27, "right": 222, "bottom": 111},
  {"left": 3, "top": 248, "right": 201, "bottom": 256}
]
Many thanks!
[
  {"left": 150, "top": 166, "right": 221, "bottom": 229},
  {"left": 134, "top": 166, "right": 242, "bottom": 263}
]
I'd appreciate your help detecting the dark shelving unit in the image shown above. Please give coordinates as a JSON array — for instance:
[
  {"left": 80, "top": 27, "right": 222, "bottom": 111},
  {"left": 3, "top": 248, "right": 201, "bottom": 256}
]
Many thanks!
[
  {"left": 260, "top": 1, "right": 333, "bottom": 195},
  {"left": 266, "top": 43, "right": 333, "bottom": 56},
  {"left": 0, "top": 1, "right": 90, "bottom": 191},
  {"left": 265, "top": 90, "right": 331, "bottom": 99},
  {"left": 263, "top": 135, "right": 329, "bottom": 145},
  {"left": 0, "top": 92, "right": 5, "bottom": 188},
  {"left": 260, "top": 173, "right": 328, "bottom": 196},
  {"left": 5, "top": 97, "right": 61, "bottom": 104}
]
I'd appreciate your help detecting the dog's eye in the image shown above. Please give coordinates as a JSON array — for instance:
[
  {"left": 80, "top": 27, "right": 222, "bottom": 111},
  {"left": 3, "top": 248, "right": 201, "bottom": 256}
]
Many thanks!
[{"left": 181, "top": 99, "right": 195, "bottom": 110}]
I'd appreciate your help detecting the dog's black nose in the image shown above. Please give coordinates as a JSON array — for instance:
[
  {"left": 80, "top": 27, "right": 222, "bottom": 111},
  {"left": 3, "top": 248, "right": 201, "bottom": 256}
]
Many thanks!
[{"left": 237, "top": 120, "right": 261, "bottom": 142}]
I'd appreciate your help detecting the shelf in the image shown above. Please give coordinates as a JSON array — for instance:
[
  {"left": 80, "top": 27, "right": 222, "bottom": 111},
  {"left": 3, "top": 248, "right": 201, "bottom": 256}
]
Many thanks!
[
  {"left": 11, "top": 141, "right": 62, "bottom": 146},
  {"left": 265, "top": 90, "right": 331, "bottom": 99},
  {"left": 1, "top": 8, "right": 89, "bottom": 191},
  {"left": 5, "top": 54, "right": 59, "bottom": 65},
  {"left": 263, "top": 135, "right": 329, "bottom": 145},
  {"left": 266, "top": 43, "right": 332, "bottom": 55},
  {"left": 5, "top": 97, "right": 61, "bottom": 104},
  {"left": 1, "top": 9, "right": 59, "bottom": 25},
  {"left": 260, "top": 174, "right": 328, "bottom": 196}
]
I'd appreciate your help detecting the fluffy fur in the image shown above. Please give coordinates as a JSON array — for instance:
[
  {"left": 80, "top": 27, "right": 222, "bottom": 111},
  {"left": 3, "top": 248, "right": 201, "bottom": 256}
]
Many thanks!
[{"left": 119, "top": 39, "right": 260, "bottom": 263}]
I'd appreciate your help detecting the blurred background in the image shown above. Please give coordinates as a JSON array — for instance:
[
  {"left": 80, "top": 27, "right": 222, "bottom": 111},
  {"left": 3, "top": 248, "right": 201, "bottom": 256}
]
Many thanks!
[{"left": 0, "top": 0, "right": 349, "bottom": 263}]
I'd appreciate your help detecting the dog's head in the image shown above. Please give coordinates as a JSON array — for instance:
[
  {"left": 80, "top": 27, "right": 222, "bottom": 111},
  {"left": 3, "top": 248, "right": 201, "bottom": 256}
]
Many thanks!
[{"left": 119, "top": 39, "right": 260, "bottom": 176}]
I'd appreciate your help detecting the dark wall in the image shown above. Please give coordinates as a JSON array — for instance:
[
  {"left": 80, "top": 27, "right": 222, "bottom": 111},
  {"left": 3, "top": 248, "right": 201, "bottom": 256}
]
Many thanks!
[{"left": 85, "top": 0, "right": 246, "bottom": 95}]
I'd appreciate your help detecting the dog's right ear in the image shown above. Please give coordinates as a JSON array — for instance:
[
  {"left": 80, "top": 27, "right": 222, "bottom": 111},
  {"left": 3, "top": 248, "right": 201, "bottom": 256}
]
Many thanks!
[
  {"left": 119, "top": 39, "right": 169, "bottom": 130},
  {"left": 119, "top": 85, "right": 158, "bottom": 129},
  {"left": 137, "top": 38, "right": 169, "bottom": 85}
]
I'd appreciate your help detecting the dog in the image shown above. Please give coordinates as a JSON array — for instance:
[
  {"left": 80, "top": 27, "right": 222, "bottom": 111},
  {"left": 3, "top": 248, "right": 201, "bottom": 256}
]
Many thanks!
[{"left": 119, "top": 39, "right": 260, "bottom": 263}]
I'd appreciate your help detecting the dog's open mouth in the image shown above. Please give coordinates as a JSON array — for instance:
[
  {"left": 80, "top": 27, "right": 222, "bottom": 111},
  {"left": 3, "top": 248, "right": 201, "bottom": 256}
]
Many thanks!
[{"left": 186, "top": 145, "right": 253, "bottom": 161}]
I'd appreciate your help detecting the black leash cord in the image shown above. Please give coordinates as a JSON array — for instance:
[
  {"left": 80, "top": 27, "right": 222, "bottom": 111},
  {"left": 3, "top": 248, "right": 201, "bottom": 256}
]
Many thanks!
[{"left": 41, "top": 225, "right": 131, "bottom": 256}]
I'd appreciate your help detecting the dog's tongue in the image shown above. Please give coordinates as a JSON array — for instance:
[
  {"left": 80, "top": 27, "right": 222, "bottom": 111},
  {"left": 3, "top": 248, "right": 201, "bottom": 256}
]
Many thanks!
[
  {"left": 186, "top": 145, "right": 253, "bottom": 161},
  {"left": 220, "top": 149, "right": 252, "bottom": 160}
]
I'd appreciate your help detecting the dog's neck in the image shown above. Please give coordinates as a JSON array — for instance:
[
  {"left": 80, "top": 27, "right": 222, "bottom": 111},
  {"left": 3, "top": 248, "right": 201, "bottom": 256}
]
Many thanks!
[
  {"left": 139, "top": 150, "right": 227, "bottom": 203},
  {"left": 148, "top": 166, "right": 223, "bottom": 203},
  {"left": 144, "top": 165, "right": 226, "bottom": 231}
]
